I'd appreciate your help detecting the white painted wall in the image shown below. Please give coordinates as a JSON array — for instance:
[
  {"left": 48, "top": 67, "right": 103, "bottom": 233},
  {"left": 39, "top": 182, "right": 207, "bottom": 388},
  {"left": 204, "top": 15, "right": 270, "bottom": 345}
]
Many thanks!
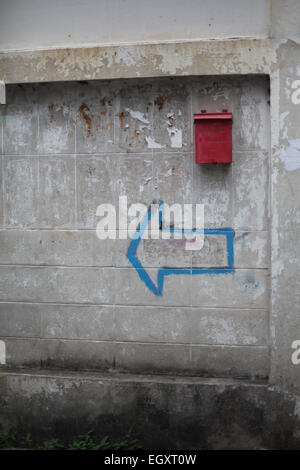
[{"left": 0, "top": 0, "right": 270, "bottom": 52}]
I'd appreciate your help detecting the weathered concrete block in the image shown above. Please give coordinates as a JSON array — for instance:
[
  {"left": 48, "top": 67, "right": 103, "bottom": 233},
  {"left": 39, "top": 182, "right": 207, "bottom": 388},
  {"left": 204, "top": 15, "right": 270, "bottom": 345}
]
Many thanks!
[
  {"left": 191, "top": 76, "right": 270, "bottom": 152},
  {"left": 76, "top": 155, "right": 115, "bottom": 229},
  {"left": 3, "top": 104, "right": 38, "bottom": 155},
  {"left": 275, "top": 169, "right": 300, "bottom": 232},
  {"left": 1, "top": 338, "right": 43, "bottom": 367},
  {"left": 153, "top": 153, "right": 192, "bottom": 211},
  {"left": 114, "top": 267, "right": 192, "bottom": 306},
  {"left": 40, "top": 304, "right": 114, "bottom": 341},
  {"left": 3, "top": 85, "right": 39, "bottom": 154},
  {"left": 0, "top": 230, "right": 40, "bottom": 264},
  {"left": 233, "top": 77, "right": 270, "bottom": 152},
  {"left": 115, "top": 81, "right": 153, "bottom": 152},
  {"left": 141, "top": 238, "right": 192, "bottom": 268},
  {"left": 188, "top": 308, "right": 268, "bottom": 346},
  {"left": 113, "top": 235, "right": 137, "bottom": 268},
  {"left": 38, "top": 83, "right": 76, "bottom": 154},
  {"left": 76, "top": 81, "right": 115, "bottom": 154},
  {"left": 38, "top": 155, "right": 76, "bottom": 228},
  {"left": 192, "top": 163, "right": 232, "bottom": 228},
  {"left": 152, "top": 82, "right": 191, "bottom": 151},
  {"left": 192, "top": 234, "right": 228, "bottom": 267},
  {"left": 191, "top": 269, "right": 268, "bottom": 308},
  {"left": 6, "top": 84, "right": 40, "bottom": 106},
  {"left": 0, "top": 337, "right": 115, "bottom": 370},
  {"left": 191, "top": 76, "right": 241, "bottom": 120},
  {"left": 114, "top": 306, "right": 268, "bottom": 346},
  {"left": 43, "top": 340, "right": 115, "bottom": 370},
  {"left": 115, "top": 155, "right": 154, "bottom": 214},
  {"left": 234, "top": 230, "right": 268, "bottom": 268},
  {"left": 0, "top": 302, "right": 268, "bottom": 347},
  {"left": 0, "top": 229, "right": 117, "bottom": 266},
  {"left": 233, "top": 151, "right": 269, "bottom": 230},
  {"left": 137, "top": 230, "right": 268, "bottom": 270},
  {"left": 0, "top": 337, "right": 268, "bottom": 379},
  {"left": 3, "top": 155, "right": 38, "bottom": 227},
  {"left": 114, "top": 342, "right": 268, "bottom": 379},
  {"left": 0, "top": 266, "right": 115, "bottom": 304},
  {"left": 0, "top": 229, "right": 138, "bottom": 268},
  {"left": 191, "top": 345, "right": 269, "bottom": 379},
  {"left": 0, "top": 303, "right": 41, "bottom": 337},
  {"left": 115, "top": 342, "right": 191, "bottom": 374}
]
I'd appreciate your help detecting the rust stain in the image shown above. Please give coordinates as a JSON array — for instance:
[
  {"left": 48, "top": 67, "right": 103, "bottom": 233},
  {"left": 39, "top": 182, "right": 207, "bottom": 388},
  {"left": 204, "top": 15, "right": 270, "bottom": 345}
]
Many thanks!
[
  {"left": 79, "top": 103, "right": 92, "bottom": 136},
  {"left": 88, "top": 166, "right": 96, "bottom": 176},
  {"left": 154, "top": 96, "right": 170, "bottom": 111},
  {"left": 118, "top": 111, "right": 128, "bottom": 129},
  {"left": 65, "top": 231, "right": 73, "bottom": 236},
  {"left": 100, "top": 98, "right": 112, "bottom": 107},
  {"left": 48, "top": 104, "right": 55, "bottom": 122},
  {"left": 168, "top": 115, "right": 175, "bottom": 127}
]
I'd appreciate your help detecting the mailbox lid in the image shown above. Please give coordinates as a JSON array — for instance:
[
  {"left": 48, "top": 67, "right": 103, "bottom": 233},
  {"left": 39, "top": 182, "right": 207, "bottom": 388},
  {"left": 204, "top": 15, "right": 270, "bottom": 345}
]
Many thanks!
[
  {"left": 194, "top": 112, "right": 232, "bottom": 164},
  {"left": 194, "top": 112, "right": 232, "bottom": 120}
]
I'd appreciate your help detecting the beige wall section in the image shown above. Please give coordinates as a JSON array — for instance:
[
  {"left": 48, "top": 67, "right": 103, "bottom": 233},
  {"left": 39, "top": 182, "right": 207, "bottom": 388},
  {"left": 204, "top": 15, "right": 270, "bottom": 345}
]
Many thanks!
[{"left": 0, "top": 0, "right": 270, "bottom": 52}]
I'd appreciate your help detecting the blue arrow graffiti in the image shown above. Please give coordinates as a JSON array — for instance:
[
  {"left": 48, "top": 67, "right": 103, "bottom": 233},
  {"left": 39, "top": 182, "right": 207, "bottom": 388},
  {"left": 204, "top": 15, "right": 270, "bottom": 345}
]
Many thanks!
[{"left": 127, "top": 201, "right": 235, "bottom": 296}]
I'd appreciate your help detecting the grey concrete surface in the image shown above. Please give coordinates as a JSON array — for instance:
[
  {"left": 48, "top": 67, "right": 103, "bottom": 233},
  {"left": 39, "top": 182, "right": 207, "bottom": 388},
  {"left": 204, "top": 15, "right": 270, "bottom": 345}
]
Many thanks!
[
  {"left": 0, "top": 0, "right": 270, "bottom": 52},
  {"left": 0, "top": 76, "right": 270, "bottom": 378}
]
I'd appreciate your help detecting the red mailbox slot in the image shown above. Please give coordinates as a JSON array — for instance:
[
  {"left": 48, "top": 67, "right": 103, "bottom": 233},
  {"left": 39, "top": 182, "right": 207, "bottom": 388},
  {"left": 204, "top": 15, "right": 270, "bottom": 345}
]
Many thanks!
[{"left": 194, "top": 111, "right": 232, "bottom": 164}]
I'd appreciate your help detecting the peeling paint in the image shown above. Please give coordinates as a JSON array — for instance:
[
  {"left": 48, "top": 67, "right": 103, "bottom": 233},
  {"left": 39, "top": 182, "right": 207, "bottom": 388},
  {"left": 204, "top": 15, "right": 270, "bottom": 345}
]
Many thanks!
[
  {"left": 279, "top": 139, "right": 300, "bottom": 171},
  {"left": 126, "top": 108, "right": 150, "bottom": 124},
  {"left": 78, "top": 103, "right": 92, "bottom": 135},
  {"left": 167, "top": 126, "right": 182, "bottom": 148},
  {"left": 145, "top": 136, "right": 165, "bottom": 149}
]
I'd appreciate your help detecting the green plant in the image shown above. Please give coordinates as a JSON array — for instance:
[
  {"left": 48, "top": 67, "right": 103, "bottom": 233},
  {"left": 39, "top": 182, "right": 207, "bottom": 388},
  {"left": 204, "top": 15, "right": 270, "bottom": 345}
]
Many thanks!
[
  {"left": 37, "top": 439, "right": 65, "bottom": 450},
  {"left": 0, "top": 430, "right": 16, "bottom": 449},
  {"left": 68, "top": 430, "right": 142, "bottom": 450},
  {"left": 110, "top": 432, "right": 142, "bottom": 450},
  {"left": 0, "top": 429, "right": 142, "bottom": 450},
  {"left": 69, "top": 430, "right": 97, "bottom": 450},
  {"left": 22, "top": 432, "right": 34, "bottom": 449}
]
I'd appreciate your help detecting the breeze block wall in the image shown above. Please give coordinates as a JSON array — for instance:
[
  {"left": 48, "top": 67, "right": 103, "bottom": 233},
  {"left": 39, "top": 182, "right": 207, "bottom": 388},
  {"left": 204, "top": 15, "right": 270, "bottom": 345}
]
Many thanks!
[{"left": 0, "top": 76, "right": 270, "bottom": 379}]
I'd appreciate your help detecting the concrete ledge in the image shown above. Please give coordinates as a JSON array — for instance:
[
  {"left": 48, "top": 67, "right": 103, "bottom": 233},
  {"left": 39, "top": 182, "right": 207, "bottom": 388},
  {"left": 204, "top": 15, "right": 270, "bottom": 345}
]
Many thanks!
[
  {"left": 0, "top": 38, "right": 276, "bottom": 85},
  {"left": 0, "top": 337, "right": 269, "bottom": 380},
  {"left": 0, "top": 369, "right": 299, "bottom": 449}
]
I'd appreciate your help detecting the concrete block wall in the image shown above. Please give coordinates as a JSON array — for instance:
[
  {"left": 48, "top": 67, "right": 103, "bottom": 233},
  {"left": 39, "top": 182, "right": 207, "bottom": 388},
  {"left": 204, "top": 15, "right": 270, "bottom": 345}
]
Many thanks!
[{"left": 0, "top": 76, "right": 270, "bottom": 379}]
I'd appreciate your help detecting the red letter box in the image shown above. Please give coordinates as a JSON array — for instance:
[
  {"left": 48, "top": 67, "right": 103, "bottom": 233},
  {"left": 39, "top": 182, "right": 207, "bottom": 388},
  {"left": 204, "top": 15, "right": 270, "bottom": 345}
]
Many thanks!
[{"left": 194, "top": 111, "right": 232, "bottom": 164}]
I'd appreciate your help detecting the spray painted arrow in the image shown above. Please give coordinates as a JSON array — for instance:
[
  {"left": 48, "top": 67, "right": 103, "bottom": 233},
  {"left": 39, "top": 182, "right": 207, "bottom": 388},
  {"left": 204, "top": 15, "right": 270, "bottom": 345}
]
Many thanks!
[{"left": 127, "top": 201, "right": 235, "bottom": 296}]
